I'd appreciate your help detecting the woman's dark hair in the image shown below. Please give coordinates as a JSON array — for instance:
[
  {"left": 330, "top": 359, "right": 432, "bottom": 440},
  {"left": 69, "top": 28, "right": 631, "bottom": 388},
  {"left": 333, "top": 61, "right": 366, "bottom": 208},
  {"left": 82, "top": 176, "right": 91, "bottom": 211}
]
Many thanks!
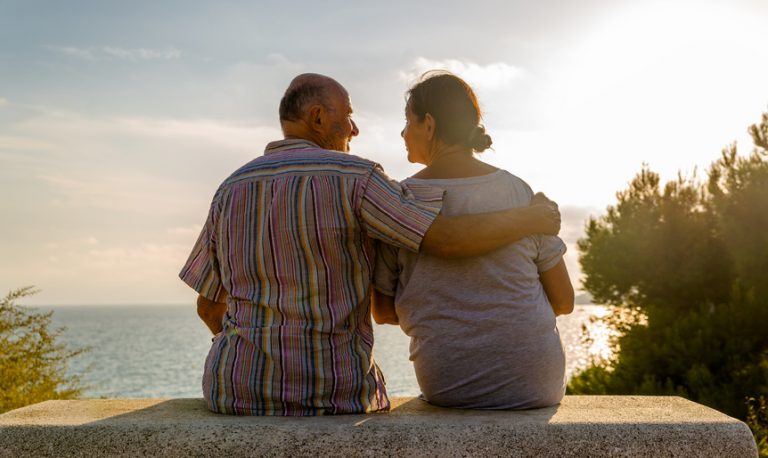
[{"left": 406, "top": 71, "right": 492, "bottom": 152}]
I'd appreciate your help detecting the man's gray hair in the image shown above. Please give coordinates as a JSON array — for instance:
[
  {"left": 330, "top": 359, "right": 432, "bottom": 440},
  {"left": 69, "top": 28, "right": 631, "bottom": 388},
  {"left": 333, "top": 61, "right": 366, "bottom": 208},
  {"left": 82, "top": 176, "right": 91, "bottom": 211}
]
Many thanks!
[{"left": 279, "top": 80, "right": 329, "bottom": 122}]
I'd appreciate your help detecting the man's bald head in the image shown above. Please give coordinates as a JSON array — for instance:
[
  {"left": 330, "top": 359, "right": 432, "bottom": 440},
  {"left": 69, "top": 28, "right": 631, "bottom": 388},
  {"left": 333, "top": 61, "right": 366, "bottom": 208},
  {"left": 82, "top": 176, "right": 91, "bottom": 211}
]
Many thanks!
[
  {"left": 279, "top": 73, "right": 345, "bottom": 122},
  {"left": 278, "top": 73, "right": 358, "bottom": 152}
]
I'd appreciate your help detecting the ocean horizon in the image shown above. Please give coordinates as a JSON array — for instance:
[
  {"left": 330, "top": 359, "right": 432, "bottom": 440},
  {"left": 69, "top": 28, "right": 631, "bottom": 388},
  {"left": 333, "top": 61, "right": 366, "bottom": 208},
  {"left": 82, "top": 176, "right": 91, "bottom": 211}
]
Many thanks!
[{"left": 38, "top": 304, "right": 612, "bottom": 399}]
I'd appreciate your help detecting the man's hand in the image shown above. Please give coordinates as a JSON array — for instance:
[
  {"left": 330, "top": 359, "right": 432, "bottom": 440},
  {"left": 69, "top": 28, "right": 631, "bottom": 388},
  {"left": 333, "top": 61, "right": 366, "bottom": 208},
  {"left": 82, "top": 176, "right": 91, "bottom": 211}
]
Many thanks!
[
  {"left": 531, "top": 191, "right": 556, "bottom": 207},
  {"left": 371, "top": 290, "right": 399, "bottom": 325},
  {"left": 197, "top": 294, "right": 227, "bottom": 335},
  {"left": 529, "top": 192, "right": 561, "bottom": 235}
]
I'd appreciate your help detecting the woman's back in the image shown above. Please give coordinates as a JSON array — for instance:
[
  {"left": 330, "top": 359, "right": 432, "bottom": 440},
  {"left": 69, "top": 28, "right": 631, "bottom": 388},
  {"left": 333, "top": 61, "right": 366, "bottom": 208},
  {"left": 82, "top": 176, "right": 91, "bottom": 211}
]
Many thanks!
[{"left": 374, "top": 169, "right": 567, "bottom": 409}]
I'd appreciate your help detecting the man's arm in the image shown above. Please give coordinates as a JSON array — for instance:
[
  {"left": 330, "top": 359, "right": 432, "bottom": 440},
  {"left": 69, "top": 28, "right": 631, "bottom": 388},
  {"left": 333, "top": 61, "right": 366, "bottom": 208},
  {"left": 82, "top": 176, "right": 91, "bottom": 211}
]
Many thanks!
[
  {"left": 371, "top": 290, "right": 399, "bottom": 325},
  {"left": 197, "top": 294, "right": 228, "bottom": 335},
  {"left": 420, "top": 194, "right": 560, "bottom": 258},
  {"left": 539, "top": 259, "right": 575, "bottom": 316}
]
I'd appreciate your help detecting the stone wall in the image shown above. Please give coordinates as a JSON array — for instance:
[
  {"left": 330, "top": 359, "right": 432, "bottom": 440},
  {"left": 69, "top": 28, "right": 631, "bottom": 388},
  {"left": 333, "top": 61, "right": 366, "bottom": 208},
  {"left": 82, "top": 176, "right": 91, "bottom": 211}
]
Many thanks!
[{"left": 0, "top": 396, "right": 758, "bottom": 457}]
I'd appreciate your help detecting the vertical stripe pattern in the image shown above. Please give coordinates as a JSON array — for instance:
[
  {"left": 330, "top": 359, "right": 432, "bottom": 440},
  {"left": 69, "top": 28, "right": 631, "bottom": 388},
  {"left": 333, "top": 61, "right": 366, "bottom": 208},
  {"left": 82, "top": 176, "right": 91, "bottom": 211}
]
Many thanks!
[{"left": 180, "top": 139, "right": 442, "bottom": 415}]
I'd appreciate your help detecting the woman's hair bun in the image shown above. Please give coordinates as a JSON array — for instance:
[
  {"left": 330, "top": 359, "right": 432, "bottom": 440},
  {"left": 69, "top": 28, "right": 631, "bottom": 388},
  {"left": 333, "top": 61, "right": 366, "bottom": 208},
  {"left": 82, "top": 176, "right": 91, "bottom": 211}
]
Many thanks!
[{"left": 467, "top": 125, "right": 493, "bottom": 152}]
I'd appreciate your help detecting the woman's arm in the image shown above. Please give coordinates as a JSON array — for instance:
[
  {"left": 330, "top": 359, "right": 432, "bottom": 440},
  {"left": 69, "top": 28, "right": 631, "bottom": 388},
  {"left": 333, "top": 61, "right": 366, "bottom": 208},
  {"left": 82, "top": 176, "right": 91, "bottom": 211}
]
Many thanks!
[
  {"left": 371, "top": 289, "right": 399, "bottom": 325},
  {"left": 539, "top": 259, "right": 575, "bottom": 316}
]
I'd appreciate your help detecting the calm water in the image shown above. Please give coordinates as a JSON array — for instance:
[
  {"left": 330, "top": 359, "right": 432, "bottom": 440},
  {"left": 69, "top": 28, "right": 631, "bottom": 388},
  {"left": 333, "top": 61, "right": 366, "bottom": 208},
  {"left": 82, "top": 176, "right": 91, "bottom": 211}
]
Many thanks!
[{"left": 40, "top": 304, "right": 612, "bottom": 398}]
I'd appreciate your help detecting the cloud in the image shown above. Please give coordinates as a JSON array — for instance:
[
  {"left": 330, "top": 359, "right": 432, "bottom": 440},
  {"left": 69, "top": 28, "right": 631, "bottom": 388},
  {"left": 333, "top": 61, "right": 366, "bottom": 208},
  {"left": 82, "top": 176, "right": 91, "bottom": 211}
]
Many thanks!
[
  {"left": 54, "top": 46, "right": 97, "bottom": 60},
  {"left": 37, "top": 171, "right": 203, "bottom": 216},
  {"left": 166, "top": 225, "right": 203, "bottom": 247},
  {"left": 399, "top": 57, "right": 525, "bottom": 91},
  {"left": 23, "top": 239, "right": 195, "bottom": 304},
  {"left": 0, "top": 135, "right": 54, "bottom": 151},
  {"left": 85, "top": 242, "right": 188, "bottom": 271},
  {"left": 6, "top": 108, "right": 280, "bottom": 153},
  {"left": 0, "top": 226, "right": 201, "bottom": 304},
  {"left": 560, "top": 205, "right": 600, "bottom": 246},
  {"left": 0, "top": 97, "right": 8, "bottom": 107},
  {"left": 102, "top": 46, "right": 182, "bottom": 60},
  {"left": 49, "top": 45, "right": 183, "bottom": 61},
  {"left": 0, "top": 106, "right": 284, "bottom": 230},
  {"left": 114, "top": 116, "right": 277, "bottom": 150},
  {"left": 548, "top": 205, "right": 601, "bottom": 293}
]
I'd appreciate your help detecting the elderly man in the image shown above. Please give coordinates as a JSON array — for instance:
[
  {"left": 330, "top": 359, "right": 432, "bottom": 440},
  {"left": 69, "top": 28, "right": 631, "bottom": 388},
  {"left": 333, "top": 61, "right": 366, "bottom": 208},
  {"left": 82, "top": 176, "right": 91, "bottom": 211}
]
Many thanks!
[{"left": 180, "top": 73, "right": 560, "bottom": 416}]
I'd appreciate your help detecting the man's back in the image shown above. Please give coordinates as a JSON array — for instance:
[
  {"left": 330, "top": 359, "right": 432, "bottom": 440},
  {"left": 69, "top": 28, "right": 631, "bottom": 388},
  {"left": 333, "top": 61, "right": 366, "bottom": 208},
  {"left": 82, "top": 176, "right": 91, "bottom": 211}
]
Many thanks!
[{"left": 180, "top": 139, "right": 442, "bottom": 415}]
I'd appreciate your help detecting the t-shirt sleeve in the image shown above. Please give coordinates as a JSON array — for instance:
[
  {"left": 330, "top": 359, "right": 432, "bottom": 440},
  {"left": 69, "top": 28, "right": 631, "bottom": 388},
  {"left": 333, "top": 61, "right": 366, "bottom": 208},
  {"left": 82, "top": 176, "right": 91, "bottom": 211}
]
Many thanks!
[
  {"left": 360, "top": 166, "right": 444, "bottom": 253},
  {"left": 514, "top": 174, "right": 567, "bottom": 272},
  {"left": 179, "top": 199, "right": 225, "bottom": 302},
  {"left": 535, "top": 235, "right": 567, "bottom": 273},
  {"left": 373, "top": 241, "right": 400, "bottom": 297}
]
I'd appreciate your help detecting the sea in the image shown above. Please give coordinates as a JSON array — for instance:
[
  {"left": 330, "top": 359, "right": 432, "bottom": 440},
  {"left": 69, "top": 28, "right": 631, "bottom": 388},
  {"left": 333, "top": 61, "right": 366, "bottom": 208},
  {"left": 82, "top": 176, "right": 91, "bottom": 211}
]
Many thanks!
[{"left": 38, "top": 304, "right": 613, "bottom": 398}]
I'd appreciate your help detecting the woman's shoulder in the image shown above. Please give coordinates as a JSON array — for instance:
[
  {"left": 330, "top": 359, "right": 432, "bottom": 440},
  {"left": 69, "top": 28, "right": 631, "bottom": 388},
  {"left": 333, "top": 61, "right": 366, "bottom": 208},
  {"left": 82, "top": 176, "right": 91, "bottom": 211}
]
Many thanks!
[
  {"left": 403, "top": 168, "right": 534, "bottom": 199},
  {"left": 493, "top": 169, "right": 535, "bottom": 198},
  {"left": 405, "top": 168, "right": 505, "bottom": 186}
]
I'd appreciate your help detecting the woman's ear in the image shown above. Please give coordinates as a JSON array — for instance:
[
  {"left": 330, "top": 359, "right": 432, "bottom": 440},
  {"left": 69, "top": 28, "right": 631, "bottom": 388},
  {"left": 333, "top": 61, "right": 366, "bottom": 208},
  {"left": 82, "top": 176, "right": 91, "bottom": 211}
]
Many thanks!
[{"left": 424, "top": 113, "right": 436, "bottom": 141}]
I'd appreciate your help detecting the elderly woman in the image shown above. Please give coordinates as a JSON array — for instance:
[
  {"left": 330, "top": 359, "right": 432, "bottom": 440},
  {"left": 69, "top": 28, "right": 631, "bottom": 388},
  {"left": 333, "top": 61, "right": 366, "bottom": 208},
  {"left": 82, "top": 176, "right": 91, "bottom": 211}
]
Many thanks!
[{"left": 373, "top": 71, "right": 574, "bottom": 409}]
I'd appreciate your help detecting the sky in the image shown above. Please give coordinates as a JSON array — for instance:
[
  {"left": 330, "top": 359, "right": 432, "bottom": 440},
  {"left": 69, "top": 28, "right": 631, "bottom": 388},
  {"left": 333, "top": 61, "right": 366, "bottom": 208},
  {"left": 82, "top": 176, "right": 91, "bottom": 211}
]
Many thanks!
[{"left": 2, "top": 0, "right": 768, "bottom": 305}]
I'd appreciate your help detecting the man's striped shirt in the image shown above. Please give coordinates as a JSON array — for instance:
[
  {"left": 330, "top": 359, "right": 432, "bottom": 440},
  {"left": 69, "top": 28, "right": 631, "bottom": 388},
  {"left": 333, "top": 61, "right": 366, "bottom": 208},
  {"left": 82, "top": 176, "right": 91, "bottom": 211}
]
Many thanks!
[{"left": 179, "top": 139, "right": 443, "bottom": 415}]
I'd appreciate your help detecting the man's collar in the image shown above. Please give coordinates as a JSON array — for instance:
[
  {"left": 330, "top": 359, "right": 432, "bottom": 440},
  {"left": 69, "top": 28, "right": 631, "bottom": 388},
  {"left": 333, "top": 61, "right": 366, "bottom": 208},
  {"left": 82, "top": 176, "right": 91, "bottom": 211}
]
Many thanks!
[{"left": 264, "top": 138, "right": 324, "bottom": 155}]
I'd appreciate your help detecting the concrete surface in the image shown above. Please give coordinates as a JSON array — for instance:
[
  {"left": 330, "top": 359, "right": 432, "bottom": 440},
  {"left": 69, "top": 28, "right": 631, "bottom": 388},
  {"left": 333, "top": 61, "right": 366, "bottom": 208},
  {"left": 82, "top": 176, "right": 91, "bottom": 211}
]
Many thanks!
[{"left": 0, "top": 396, "right": 758, "bottom": 457}]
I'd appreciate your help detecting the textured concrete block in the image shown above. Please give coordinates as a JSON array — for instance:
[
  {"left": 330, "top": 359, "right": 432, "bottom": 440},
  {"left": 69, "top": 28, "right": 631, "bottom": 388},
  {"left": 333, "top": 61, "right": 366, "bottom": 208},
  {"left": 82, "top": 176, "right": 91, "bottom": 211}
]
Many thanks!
[{"left": 0, "top": 396, "right": 758, "bottom": 457}]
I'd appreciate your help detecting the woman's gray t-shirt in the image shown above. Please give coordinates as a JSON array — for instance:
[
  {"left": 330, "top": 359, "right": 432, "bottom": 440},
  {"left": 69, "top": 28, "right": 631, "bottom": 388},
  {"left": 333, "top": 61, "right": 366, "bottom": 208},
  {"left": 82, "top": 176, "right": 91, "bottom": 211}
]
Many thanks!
[{"left": 373, "top": 169, "right": 567, "bottom": 409}]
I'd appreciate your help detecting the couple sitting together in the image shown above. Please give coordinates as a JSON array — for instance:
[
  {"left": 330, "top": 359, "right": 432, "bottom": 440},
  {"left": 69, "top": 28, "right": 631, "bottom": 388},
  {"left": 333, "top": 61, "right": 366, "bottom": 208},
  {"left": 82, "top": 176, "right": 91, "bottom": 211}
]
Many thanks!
[{"left": 180, "top": 70, "right": 574, "bottom": 416}]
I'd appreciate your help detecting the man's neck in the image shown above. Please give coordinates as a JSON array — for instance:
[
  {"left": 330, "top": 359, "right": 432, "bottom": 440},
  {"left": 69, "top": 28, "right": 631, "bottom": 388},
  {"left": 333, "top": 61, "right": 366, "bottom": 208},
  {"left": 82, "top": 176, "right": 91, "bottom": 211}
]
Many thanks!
[{"left": 281, "top": 121, "right": 325, "bottom": 149}]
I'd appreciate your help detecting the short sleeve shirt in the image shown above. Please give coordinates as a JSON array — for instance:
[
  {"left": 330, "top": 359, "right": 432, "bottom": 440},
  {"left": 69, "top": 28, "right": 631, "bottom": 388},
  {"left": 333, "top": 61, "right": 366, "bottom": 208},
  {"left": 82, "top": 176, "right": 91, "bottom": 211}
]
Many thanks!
[
  {"left": 179, "top": 139, "right": 442, "bottom": 415},
  {"left": 372, "top": 170, "right": 567, "bottom": 409}
]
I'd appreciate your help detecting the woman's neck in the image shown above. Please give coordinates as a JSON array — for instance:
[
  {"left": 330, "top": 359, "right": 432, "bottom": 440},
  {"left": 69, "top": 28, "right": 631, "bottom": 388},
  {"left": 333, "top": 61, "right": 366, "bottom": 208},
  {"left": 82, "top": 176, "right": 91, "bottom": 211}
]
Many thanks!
[
  {"left": 414, "top": 144, "right": 497, "bottom": 180},
  {"left": 428, "top": 144, "right": 473, "bottom": 166}
]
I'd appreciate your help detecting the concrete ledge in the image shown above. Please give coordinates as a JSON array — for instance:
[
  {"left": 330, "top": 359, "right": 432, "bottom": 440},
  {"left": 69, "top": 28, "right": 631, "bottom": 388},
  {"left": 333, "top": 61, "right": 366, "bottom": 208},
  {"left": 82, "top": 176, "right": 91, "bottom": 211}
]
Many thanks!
[{"left": 0, "top": 396, "right": 758, "bottom": 457}]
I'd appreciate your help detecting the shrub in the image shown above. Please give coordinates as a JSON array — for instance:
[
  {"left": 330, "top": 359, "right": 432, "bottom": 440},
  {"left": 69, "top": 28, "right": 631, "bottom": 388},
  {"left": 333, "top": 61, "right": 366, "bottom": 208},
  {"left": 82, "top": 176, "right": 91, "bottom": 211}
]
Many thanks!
[
  {"left": 0, "top": 287, "right": 85, "bottom": 414},
  {"left": 569, "top": 112, "right": 768, "bottom": 439},
  {"left": 747, "top": 396, "right": 768, "bottom": 457}
]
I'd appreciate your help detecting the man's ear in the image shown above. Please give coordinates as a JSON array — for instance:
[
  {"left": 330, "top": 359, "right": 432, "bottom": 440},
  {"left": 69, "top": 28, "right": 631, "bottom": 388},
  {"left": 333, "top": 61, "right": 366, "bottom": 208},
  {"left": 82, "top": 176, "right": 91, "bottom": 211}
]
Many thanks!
[
  {"left": 307, "top": 105, "right": 324, "bottom": 133},
  {"left": 425, "top": 113, "right": 436, "bottom": 142}
]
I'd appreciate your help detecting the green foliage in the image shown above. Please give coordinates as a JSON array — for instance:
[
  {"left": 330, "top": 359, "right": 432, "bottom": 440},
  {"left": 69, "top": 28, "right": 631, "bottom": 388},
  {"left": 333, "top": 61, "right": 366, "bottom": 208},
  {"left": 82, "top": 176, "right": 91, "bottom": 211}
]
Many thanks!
[
  {"left": 747, "top": 396, "right": 768, "bottom": 457},
  {"left": 578, "top": 167, "right": 731, "bottom": 310},
  {"left": 0, "top": 287, "right": 85, "bottom": 414},
  {"left": 570, "top": 112, "right": 768, "bottom": 429},
  {"left": 709, "top": 137, "right": 768, "bottom": 297}
]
